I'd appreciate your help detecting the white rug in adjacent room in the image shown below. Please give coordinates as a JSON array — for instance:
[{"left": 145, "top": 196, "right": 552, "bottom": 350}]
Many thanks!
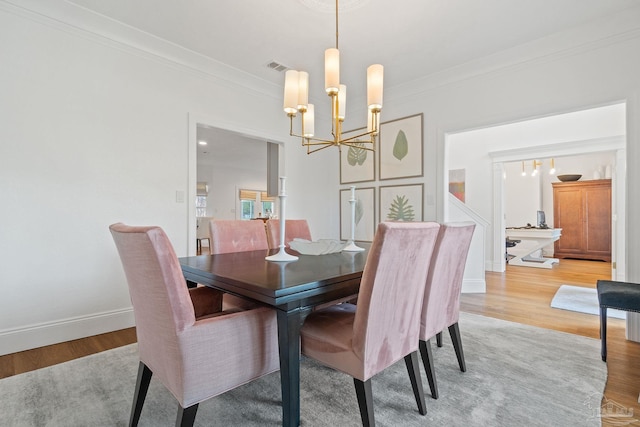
[{"left": 551, "top": 284, "right": 626, "bottom": 319}]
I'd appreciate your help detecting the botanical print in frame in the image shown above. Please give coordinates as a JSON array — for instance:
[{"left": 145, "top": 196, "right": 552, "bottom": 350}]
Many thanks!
[
  {"left": 379, "top": 113, "right": 423, "bottom": 180},
  {"left": 339, "top": 127, "right": 376, "bottom": 184},
  {"left": 379, "top": 184, "right": 423, "bottom": 222},
  {"left": 449, "top": 168, "right": 466, "bottom": 202},
  {"left": 340, "top": 187, "right": 376, "bottom": 242}
]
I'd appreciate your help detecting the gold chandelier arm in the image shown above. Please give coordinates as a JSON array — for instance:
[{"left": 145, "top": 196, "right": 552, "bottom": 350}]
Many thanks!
[
  {"left": 307, "top": 142, "right": 337, "bottom": 154},
  {"left": 340, "top": 130, "right": 377, "bottom": 144}
]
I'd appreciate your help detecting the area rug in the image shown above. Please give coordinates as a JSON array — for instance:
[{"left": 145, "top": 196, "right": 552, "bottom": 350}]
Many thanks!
[
  {"left": 551, "top": 284, "right": 626, "bottom": 319},
  {"left": 0, "top": 312, "right": 607, "bottom": 426}
]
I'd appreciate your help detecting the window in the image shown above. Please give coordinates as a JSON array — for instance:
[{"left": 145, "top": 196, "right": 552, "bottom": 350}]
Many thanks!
[
  {"left": 240, "top": 199, "right": 254, "bottom": 219},
  {"left": 239, "top": 189, "right": 275, "bottom": 219},
  {"left": 195, "top": 195, "right": 207, "bottom": 217},
  {"left": 262, "top": 201, "right": 274, "bottom": 217},
  {"left": 196, "top": 182, "right": 209, "bottom": 217},
  {"left": 261, "top": 191, "right": 276, "bottom": 218},
  {"left": 239, "top": 189, "right": 258, "bottom": 220}
]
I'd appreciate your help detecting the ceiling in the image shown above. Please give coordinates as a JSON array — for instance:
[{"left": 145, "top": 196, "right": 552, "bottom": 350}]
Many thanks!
[
  {"left": 65, "top": 1, "right": 638, "bottom": 166},
  {"left": 68, "top": 0, "right": 639, "bottom": 105},
  {"left": 196, "top": 125, "right": 267, "bottom": 167}
]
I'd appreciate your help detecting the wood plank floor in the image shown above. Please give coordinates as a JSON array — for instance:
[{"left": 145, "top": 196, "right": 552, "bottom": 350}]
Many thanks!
[
  {"left": 1, "top": 258, "right": 638, "bottom": 425},
  {"left": 461, "top": 259, "right": 640, "bottom": 426}
]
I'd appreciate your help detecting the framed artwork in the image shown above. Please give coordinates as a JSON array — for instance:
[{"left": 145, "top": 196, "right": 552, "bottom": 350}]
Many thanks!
[
  {"left": 340, "top": 187, "right": 376, "bottom": 242},
  {"left": 379, "top": 184, "right": 423, "bottom": 222},
  {"left": 339, "top": 127, "right": 376, "bottom": 184},
  {"left": 449, "top": 168, "right": 466, "bottom": 202},
  {"left": 379, "top": 113, "right": 423, "bottom": 180}
]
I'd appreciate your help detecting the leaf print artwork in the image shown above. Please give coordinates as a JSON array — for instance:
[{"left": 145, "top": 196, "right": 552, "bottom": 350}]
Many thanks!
[
  {"left": 347, "top": 143, "right": 368, "bottom": 166},
  {"left": 392, "top": 130, "right": 408, "bottom": 161},
  {"left": 387, "top": 194, "right": 415, "bottom": 221},
  {"left": 355, "top": 198, "right": 364, "bottom": 225}
]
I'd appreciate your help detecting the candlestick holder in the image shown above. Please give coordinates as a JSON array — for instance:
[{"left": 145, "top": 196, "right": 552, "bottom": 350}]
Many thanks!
[
  {"left": 266, "top": 177, "right": 299, "bottom": 262},
  {"left": 343, "top": 185, "right": 365, "bottom": 252}
]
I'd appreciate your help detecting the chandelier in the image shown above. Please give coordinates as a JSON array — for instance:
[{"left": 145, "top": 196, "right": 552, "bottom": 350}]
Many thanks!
[{"left": 283, "top": 0, "right": 384, "bottom": 154}]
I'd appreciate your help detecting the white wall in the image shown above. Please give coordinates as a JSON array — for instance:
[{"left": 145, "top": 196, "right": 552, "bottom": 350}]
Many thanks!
[
  {"left": 505, "top": 152, "right": 618, "bottom": 226},
  {"left": 504, "top": 161, "right": 542, "bottom": 228},
  {"left": 197, "top": 162, "right": 267, "bottom": 220},
  {"left": 0, "top": 1, "right": 324, "bottom": 354},
  {"left": 504, "top": 152, "right": 618, "bottom": 256},
  {"left": 3, "top": 1, "right": 640, "bottom": 353}
]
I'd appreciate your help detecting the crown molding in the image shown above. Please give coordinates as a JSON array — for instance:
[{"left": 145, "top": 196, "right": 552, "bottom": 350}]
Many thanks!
[
  {"left": 0, "top": 0, "right": 281, "bottom": 100},
  {"left": 387, "top": 5, "right": 640, "bottom": 104},
  {"left": 488, "top": 135, "right": 626, "bottom": 163}
]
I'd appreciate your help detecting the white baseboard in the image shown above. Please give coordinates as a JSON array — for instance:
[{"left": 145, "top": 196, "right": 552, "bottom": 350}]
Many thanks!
[
  {"left": 487, "top": 260, "right": 504, "bottom": 273},
  {"left": 0, "top": 308, "right": 135, "bottom": 356},
  {"left": 462, "top": 279, "right": 486, "bottom": 294}
]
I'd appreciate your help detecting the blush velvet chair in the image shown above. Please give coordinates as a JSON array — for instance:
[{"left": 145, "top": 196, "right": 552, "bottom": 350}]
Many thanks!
[
  {"left": 265, "top": 219, "right": 312, "bottom": 249},
  {"left": 418, "top": 222, "right": 476, "bottom": 400},
  {"left": 209, "top": 219, "right": 270, "bottom": 254},
  {"left": 109, "top": 223, "right": 280, "bottom": 427},
  {"left": 300, "top": 221, "right": 441, "bottom": 426},
  {"left": 208, "top": 219, "right": 271, "bottom": 310}
]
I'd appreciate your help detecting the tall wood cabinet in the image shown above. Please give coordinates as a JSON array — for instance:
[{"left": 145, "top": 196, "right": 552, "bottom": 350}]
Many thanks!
[{"left": 552, "top": 179, "right": 611, "bottom": 261}]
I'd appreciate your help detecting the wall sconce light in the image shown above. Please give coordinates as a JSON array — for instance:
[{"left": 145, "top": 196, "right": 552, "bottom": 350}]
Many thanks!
[
  {"left": 521, "top": 161, "right": 526, "bottom": 176},
  {"left": 549, "top": 158, "right": 556, "bottom": 175}
]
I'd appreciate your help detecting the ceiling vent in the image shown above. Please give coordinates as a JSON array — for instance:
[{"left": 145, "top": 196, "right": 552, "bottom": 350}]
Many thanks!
[{"left": 266, "top": 60, "right": 290, "bottom": 73}]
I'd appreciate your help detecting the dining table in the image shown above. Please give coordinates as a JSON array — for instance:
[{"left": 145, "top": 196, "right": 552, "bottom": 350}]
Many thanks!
[{"left": 179, "top": 244, "right": 370, "bottom": 427}]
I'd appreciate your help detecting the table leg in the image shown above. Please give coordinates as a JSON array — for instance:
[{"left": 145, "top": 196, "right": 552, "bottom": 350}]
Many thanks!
[{"left": 277, "top": 308, "right": 304, "bottom": 427}]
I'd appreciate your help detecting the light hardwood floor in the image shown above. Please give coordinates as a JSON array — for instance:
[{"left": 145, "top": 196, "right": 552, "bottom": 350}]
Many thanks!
[{"left": 1, "top": 259, "right": 638, "bottom": 425}]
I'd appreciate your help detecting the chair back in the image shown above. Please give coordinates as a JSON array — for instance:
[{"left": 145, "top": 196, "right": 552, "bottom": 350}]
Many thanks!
[
  {"left": 196, "top": 216, "right": 214, "bottom": 239},
  {"left": 420, "top": 222, "right": 476, "bottom": 340},
  {"left": 209, "top": 219, "right": 269, "bottom": 254},
  {"left": 352, "top": 221, "right": 440, "bottom": 378},
  {"left": 109, "top": 223, "right": 194, "bottom": 392},
  {"left": 266, "top": 219, "right": 312, "bottom": 249}
]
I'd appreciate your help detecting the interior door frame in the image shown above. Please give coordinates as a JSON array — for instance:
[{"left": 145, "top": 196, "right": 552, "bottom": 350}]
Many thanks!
[{"left": 187, "top": 113, "right": 286, "bottom": 256}]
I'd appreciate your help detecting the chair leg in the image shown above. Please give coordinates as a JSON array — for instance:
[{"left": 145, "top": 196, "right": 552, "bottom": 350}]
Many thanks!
[
  {"left": 436, "top": 332, "right": 443, "bottom": 347},
  {"left": 129, "top": 362, "right": 152, "bottom": 427},
  {"left": 176, "top": 404, "right": 198, "bottom": 427},
  {"left": 405, "top": 351, "right": 427, "bottom": 415},
  {"left": 354, "top": 378, "right": 375, "bottom": 427},
  {"left": 419, "top": 339, "right": 438, "bottom": 399},
  {"left": 600, "top": 306, "right": 608, "bottom": 362},
  {"left": 448, "top": 323, "right": 466, "bottom": 372}
]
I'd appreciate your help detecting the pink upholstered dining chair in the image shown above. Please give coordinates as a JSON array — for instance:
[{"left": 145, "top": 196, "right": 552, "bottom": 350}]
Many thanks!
[
  {"left": 109, "top": 223, "right": 280, "bottom": 427},
  {"left": 265, "top": 219, "right": 312, "bottom": 249},
  {"left": 208, "top": 219, "right": 271, "bottom": 309},
  {"left": 419, "top": 222, "right": 475, "bottom": 400},
  {"left": 209, "top": 219, "right": 269, "bottom": 254},
  {"left": 300, "top": 222, "right": 441, "bottom": 426}
]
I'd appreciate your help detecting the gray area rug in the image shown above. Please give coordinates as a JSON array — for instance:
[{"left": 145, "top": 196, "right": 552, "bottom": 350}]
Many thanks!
[
  {"left": 551, "top": 284, "right": 626, "bottom": 319},
  {"left": 0, "top": 312, "right": 606, "bottom": 426}
]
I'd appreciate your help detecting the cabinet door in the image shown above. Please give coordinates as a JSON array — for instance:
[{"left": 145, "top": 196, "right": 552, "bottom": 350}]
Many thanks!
[
  {"left": 584, "top": 185, "right": 611, "bottom": 256},
  {"left": 554, "top": 187, "right": 584, "bottom": 255}
]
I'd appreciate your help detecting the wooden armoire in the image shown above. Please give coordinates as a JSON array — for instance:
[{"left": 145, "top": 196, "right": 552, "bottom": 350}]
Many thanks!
[{"left": 552, "top": 179, "right": 611, "bottom": 261}]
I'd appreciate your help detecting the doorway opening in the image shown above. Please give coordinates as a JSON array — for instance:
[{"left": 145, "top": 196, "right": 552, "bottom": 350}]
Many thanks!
[{"left": 445, "top": 102, "right": 626, "bottom": 280}]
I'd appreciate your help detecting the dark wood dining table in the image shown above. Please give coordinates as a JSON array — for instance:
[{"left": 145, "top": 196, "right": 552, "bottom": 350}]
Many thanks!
[{"left": 179, "top": 245, "right": 370, "bottom": 427}]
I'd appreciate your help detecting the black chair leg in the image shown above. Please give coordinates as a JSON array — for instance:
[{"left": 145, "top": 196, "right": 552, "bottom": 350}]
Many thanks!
[
  {"left": 436, "top": 332, "right": 443, "bottom": 347},
  {"left": 405, "top": 351, "right": 427, "bottom": 415},
  {"left": 600, "top": 306, "right": 608, "bottom": 362},
  {"left": 176, "top": 404, "right": 198, "bottom": 427},
  {"left": 354, "top": 378, "right": 375, "bottom": 427},
  {"left": 448, "top": 323, "right": 466, "bottom": 372},
  {"left": 129, "top": 362, "right": 152, "bottom": 427},
  {"left": 419, "top": 339, "right": 438, "bottom": 399}
]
